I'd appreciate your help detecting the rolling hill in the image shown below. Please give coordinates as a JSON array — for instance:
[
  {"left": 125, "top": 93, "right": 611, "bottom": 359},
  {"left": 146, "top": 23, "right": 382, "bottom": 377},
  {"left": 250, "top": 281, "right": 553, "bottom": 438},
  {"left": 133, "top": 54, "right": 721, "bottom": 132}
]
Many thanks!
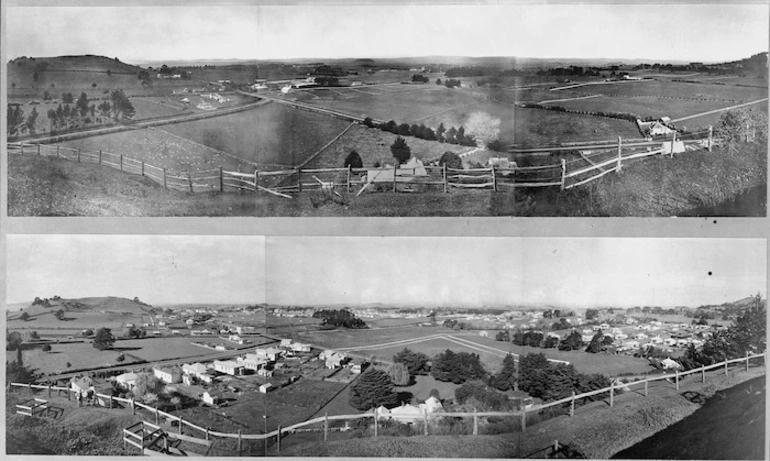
[{"left": 8, "top": 296, "right": 154, "bottom": 321}]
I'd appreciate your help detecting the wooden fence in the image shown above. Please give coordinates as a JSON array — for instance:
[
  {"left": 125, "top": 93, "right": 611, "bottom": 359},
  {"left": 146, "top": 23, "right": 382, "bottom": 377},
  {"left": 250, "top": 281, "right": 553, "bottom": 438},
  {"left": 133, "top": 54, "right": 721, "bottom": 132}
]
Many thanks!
[
  {"left": 7, "top": 131, "right": 719, "bottom": 198},
  {"left": 8, "top": 351, "right": 764, "bottom": 453}
]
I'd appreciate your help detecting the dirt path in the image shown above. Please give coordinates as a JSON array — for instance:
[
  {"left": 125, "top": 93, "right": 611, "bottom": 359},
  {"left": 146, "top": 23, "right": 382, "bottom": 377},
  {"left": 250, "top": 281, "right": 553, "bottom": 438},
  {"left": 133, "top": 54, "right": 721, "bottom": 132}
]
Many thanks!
[
  {"left": 671, "top": 97, "right": 768, "bottom": 122},
  {"left": 538, "top": 94, "right": 602, "bottom": 105}
]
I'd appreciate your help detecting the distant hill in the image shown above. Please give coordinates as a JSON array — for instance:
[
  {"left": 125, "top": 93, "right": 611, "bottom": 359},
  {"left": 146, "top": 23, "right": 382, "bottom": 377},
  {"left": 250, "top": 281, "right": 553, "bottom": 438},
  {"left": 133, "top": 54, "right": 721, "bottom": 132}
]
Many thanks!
[
  {"left": 7, "top": 55, "right": 149, "bottom": 99},
  {"left": 9, "top": 296, "right": 154, "bottom": 320}
]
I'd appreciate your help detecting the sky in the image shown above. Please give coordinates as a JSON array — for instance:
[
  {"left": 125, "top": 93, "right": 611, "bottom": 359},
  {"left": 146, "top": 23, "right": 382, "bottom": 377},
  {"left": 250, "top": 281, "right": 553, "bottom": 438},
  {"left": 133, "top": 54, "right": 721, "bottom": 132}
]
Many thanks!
[
  {"left": 5, "top": 4, "right": 768, "bottom": 63},
  {"left": 5, "top": 235, "right": 265, "bottom": 305},
  {"left": 266, "top": 237, "right": 766, "bottom": 309}
]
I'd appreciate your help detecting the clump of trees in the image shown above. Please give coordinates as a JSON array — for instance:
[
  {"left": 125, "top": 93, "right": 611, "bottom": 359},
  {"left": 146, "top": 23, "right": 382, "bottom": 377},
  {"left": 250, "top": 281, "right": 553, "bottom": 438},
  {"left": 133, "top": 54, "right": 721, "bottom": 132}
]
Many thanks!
[
  {"left": 443, "top": 78, "right": 462, "bottom": 89},
  {"left": 393, "top": 348, "right": 430, "bottom": 375},
  {"left": 312, "top": 309, "right": 368, "bottom": 329},
  {"left": 349, "top": 369, "right": 399, "bottom": 410},
  {"left": 344, "top": 150, "right": 363, "bottom": 168},
  {"left": 431, "top": 349, "right": 486, "bottom": 384},
  {"left": 454, "top": 380, "right": 514, "bottom": 411},
  {"left": 93, "top": 327, "right": 115, "bottom": 350},
  {"left": 411, "top": 74, "right": 429, "bottom": 83},
  {"left": 519, "top": 353, "right": 610, "bottom": 402},
  {"left": 558, "top": 330, "right": 584, "bottom": 351},
  {"left": 371, "top": 119, "right": 476, "bottom": 146},
  {"left": 390, "top": 136, "right": 411, "bottom": 164},
  {"left": 489, "top": 353, "right": 517, "bottom": 391},
  {"left": 438, "top": 151, "right": 462, "bottom": 170}
]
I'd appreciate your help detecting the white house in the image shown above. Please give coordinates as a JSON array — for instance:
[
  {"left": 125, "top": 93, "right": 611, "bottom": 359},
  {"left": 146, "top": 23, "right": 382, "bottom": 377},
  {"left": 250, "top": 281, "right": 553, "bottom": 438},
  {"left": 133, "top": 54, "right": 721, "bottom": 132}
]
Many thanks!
[
  {"left": 259, "top": 383, "right": 274, "bottom": 393},
  {"left": 71, "top": 376, "right": 93, "bottom": 394},
  {"left": 114, "top": 372, "right": 140, "bottom": 390},
  {"left": 202, "top": 391, "right": 222, "bottom": 406},
  {"left": 325, "top": 352, "right": 348, "bottom": 369},
  {"left": 280, "top": 339, "right": 293, "bottom": 348},
  {"left": 389, "top": 404, "right": 423, "bottom": 423},
  {"left": 182, "top": 362, "right": 212, "bottom": 383},
  {"left": 237, "top": 353, "right": 270, "bottom": 371},
  {"left": 255, "top": 347, "right": 282, "bottom": 362},
  {"left": 153, "top": 365, "right": 182, "bottom": 384},
  {"left": 660, "top": 358, "right": 683, "bottom": 370},
  {"left": 418, "top": 396, "right": 443, "bottom": 414},
  {"left": 213, "top": 360, "right": 243, "bottom": 376},
  {"left": 291, "top": 342, "right": 311, "bottom": 353}
]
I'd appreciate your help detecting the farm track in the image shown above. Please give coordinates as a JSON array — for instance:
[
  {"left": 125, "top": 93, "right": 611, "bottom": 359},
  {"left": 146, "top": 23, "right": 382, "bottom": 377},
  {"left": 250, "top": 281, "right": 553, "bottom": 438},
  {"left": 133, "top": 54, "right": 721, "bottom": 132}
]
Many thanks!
[
  {"left": 670, "top": 97, "right": 768, "bottom": 122},
  {"left": 335, "top": 333, "right": 515, "bottom": 360},
  {"left": 539, "top": 94, "right": 602, "bottom": 105}
]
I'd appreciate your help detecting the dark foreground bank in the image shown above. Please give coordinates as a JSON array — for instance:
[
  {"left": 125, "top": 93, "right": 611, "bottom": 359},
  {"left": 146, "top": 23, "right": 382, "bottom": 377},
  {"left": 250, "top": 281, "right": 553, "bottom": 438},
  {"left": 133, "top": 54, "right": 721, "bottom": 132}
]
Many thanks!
[{"left": 613, "top": 375, "right": 766, "bottom": 460}]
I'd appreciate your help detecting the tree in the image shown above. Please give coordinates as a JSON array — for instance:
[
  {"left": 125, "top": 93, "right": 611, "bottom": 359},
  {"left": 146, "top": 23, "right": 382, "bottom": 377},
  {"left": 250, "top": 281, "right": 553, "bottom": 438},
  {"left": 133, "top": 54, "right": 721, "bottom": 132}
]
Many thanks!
[
  {"left": 431, "top": 349, "right": 487, "bottom": 384},
  {"left": 43, "top": 90, "right": 51, "bottom": 100},
  {"left": 445, "top": 126, "right": 458, "bottom": 144},
  {"left": 116, "top": 353, "right": 126, "bottom": 362},
  {"left": 82, "top": 329, "right": 94, "bottom": 337},
  {"left": 42, "top": 344, "right": 52, "bottom": 352},
  {"left": 6, "top": 360, "right": 36, "bottom": 384},
  {"left": 126, "top": 326, "right": 145, "bottom": 339},
  {"left": 436, "top": 78, "right": 442, "bottom": 85},
  {"left": 20, "top": 312, "right": 30, "bottom": 321},
  {"left": 110, "top": 89, "right": 136, "bottom": 120},
  {"left": 7, "top": 331, "right": 23, "bottom": 351},
  {"left": 495, "top": 330, "right": 511, "bottom": 342},
  {"left": 349, "top": 369, "right": 399, "bottom": 410},
  {"left": 543, "top": 336, "right": 559, "bottom": 349},
  {"left": 93, "top": 327, "right": 115, "bottom": 350},
  {"left": 585, "top": 330, "right": 604, "bottom": 353},
  {"left": 312, "top": 309, "right": 367, "bottom": 329},
  {"left": 344, "top": 150, "right": 363, "bottom": 168},
  {"left": 465, "top": 112, "right": 501, "bottom": 148},
  {"left": 62, "top": 92, "right": 74, "bottom": 104},
  {"left": 390, "top": 136, "right": 411, "bottom": 164},
  {"left": 490, "top": 353, "right": 516, "bottom": 391},
  {"left": 393, "top": 348, "right": 430, "bottom": 375},
  {"left": 7, "top": 105, "right": 25, "bottom": 135},
  {"left": 386, "top": 362, "right": 410, "bottom": 386},
  {"left": 729, "top": 293, "right": 766, "bottom": 353},
  {"left": 585, "top": 309, "right": 599, "bottom": 321},
  {"left": 436, "top": 123, "right": 446, "bottom": 141},
  {"left": 559, "top": 330, "right": 584, "bottom": 351},
  {"left": 76, "top": 92, "right": 89, "bottom": 117},
  {"left": 438, "top": 151, "right": 462, "bottom": 170},
  {"left": 54, "top": 309, "right": 65, "bottom": 320},
  {"left": 455, "top": 380, "right": 512, "bottom": 411}
]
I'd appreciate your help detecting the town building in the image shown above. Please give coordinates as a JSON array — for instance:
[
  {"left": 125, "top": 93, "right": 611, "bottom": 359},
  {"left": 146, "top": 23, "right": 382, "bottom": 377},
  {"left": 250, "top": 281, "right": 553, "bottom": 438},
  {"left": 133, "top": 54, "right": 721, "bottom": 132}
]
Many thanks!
[{"left": 153, "top": 365, "right": 182, "bottom": 384}]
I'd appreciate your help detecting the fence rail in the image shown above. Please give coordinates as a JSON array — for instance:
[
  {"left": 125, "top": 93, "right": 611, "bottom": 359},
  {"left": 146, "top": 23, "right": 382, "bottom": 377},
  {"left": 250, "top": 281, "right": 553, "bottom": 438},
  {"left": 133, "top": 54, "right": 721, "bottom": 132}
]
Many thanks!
[
  {"left": 8, "top": 351, "right": 764, "bottom": 453},
  {"left": 9, "top": 132, "right": 719, "bottom": 198}
]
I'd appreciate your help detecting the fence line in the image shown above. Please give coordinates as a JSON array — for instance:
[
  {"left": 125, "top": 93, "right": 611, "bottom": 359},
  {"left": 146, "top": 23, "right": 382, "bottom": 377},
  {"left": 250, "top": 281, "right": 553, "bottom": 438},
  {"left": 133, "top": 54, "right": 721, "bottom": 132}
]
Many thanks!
[
  {"left": 8, "top": 132, "right": 718, "bottom": 197},
  {"left": 8, "top": 351, "right": 764, "bottom": 452}
]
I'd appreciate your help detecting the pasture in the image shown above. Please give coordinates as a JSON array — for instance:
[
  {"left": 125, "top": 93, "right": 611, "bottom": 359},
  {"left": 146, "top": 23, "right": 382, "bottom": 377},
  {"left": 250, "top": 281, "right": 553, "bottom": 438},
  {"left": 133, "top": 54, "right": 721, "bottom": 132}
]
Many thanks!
[
  {"left": 8, "top": 309, "right": 139, "bottom": 331},
  {"left": 115, "top": 337, "right": 231, "bottom": 362},
  {"left": 20, "top": 342, "right": 143, "bottom": 375},
  {"left": 159, "top": 103, "right": 352, "bottom": 168},
  {"left": 267, "top": 379, "right": 350, "bottom": 428}
]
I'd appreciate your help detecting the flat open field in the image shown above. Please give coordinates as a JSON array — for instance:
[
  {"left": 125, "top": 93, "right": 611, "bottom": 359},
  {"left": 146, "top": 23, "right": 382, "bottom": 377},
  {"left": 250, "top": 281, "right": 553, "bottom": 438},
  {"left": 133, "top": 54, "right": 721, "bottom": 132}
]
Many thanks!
[
  {"left": 20, "top": 342, "right": 143, "bottom": 375},
  {"left": 267, "top": 379, "right": 349, "bottom": 429},
  {"left": 159, "top": 102, "right": 352, "bottom": 168},
  {"left": 58, "top": 126, "right": 252, "bottom": 172},
  {"left": 116, "top": 337, "right": 232, "bottom": 362}
]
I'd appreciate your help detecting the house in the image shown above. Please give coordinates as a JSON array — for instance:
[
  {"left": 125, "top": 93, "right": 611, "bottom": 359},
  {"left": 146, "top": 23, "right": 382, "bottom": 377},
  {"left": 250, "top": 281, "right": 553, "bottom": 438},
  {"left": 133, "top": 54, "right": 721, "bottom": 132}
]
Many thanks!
[
  {"left": 478, "top": 331, "right": 489, "bottom": 337},
  {"left": 660, "top": 358, "right": 683, "bottom": 370},
  {"left": 237, "top": 353, "right": 270, "bottom": 371},
  {"left": 375, "top": 405, "right": 391, "bottom": 417},
  {"left": 649, "top": 122, "right": 676, "bottom": 136},
  {"left": 202, "top": 391, "right": 222, "bottom": 406},
  {"left": 389, "top": 403, "right": 423, "bottom": 423},
  {"left": 290, "top": 342, "right": 311, "bottom": 353},
  {"left": 70, "top": 376, "right": 93, "bottom": 395},
  {"left": 255, "top": 347, "right": 282, "bottom": 361},
  {"left": 325, "top": 352, "right": 348, "bottom": 369},
  {"left": 257, "top": 368, "right": 274, "bottom": 378},
  {"left": 183, "top": 363, "right": 213, "bottom": 383},
  {"left": 259, "top": 383, "right": 274, "bottom": 393},
  {"left": 236, "top": 326, "right": 257, "bottom": 335},
  {"left": 280, "top": 339, "right": 293, "bottom": 348},
  {"left": 418, "top": 396, "right": 443, "bottom": 414},
  {"left": 114, "top": 372, "right": 140, "bottom": 390},
  {"left": 186, "top": 319, "right": 195, "bottom": 326},
  {"left": 153, "top": 365, "right": 182, "bottom": 384},
  {"left": 213, "top": 360, "right": 243, "bottom": 376}
]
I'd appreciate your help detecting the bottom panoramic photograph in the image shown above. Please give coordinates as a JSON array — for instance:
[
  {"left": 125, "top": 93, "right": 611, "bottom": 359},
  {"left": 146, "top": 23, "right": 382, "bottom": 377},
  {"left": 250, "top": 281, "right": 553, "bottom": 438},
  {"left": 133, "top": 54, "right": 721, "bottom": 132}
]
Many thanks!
[{"left": 4, "top": 236, "right": 767, "bottom": 459}]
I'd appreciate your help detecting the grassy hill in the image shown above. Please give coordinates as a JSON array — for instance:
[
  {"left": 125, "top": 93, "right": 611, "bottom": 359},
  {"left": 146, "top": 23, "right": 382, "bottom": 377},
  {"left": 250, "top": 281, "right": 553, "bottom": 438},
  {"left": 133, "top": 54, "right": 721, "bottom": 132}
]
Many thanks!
[
  {"left": 8, "top": 296, "right": 153, "bottom": 322},
  {"left": 8, "top": 55, "right": 154, "bottom": 98}
]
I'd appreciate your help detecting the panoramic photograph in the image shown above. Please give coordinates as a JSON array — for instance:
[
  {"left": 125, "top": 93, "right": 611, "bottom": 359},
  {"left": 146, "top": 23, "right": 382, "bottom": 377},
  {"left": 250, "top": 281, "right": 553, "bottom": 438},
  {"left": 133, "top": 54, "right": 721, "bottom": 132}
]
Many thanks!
[
  {"left": 6, "top": 236, "right": 766, "bottom": 458},
  {"left": 4, "top": 3, "right": 768, "bottom": 216}
]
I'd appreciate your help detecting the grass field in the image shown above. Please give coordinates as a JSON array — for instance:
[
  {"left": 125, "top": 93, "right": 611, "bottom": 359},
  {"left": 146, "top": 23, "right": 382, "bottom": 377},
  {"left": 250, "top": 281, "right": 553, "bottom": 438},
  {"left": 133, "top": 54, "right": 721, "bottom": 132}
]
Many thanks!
[
  {"left": 159, "top": 103, "right": 351, "bottom": 168},
  {"left": 115, "top": 337, "right": 228, "bottom": 362},
  {"left": 8, "top": 310, "right": 139, "bottom": 331},
  {"left": 20, "top": 342, "right": 143, "bottom": 375}
]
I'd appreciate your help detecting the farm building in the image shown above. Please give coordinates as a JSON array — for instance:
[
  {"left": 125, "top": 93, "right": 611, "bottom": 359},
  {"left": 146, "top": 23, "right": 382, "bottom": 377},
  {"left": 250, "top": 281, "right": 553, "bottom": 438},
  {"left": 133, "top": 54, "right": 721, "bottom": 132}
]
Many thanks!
[
  {"left": 418, "top": 396, "right": 443, "bottom": 414},
  {"left": 325, "top": 352, "right": 348, "bottom": 369},
  {"left": 70, "top": 376, "right": 94, "bottom": 394},
  {"left": 255, "top": 347, "right": 282, "bottom": 361},
  {"left": 213, "top": 360, "right": 244, "bottom": 376},
  {"left": 259, "top": 383, "right": 274, "bottom": 393},
  {"left": 291, "top": 342, "right": 311, "bottom": 353},
  {"left": 236, "top": 326, "right": 258, "bottom": 335},
  {"left": 202, "top": 391, "right": 223, "bottom": 406},
  {"left": 365, "top": 157, "right": 429, "bottom": 185},
  {"left": 389, "top": 404, "right": 423, "bottom": 423},
  {"left": 114, "top": 372, "right": 140, "bottom": 390},
  {"left": 375, "top": 405, "right": 391, "bottom": 417},
  {"left": 660, "top": 358, "right": 683, "bottom": 370},
  {"left": 257, "top": 368, "right": 274, "bottom": 378},
  {"left": 153, "top": 365, "right": 182, "bottom": 384},
  {"left": 280, "top": 339, "right": 293, "bottom": 348},
  {"left": 648, "top": 121, "right": 676, "bottom": 136}
]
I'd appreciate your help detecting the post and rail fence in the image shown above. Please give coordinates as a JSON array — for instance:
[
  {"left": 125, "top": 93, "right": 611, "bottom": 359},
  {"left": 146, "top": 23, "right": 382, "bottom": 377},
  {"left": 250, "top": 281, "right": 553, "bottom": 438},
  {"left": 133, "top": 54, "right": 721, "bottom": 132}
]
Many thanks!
[
  {"left": 8, "top": 351, "right": 764, "bottom": 454},
  {"left": 7, "top": 131, "right": 721, "bottom": 199}
]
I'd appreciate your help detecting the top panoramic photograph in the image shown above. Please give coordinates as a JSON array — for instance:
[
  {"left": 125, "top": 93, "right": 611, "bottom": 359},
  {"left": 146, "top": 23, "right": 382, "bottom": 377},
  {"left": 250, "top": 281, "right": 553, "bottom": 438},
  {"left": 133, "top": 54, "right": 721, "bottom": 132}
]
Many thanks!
[{"left": 5, "top": 3, "right": 768, "bottom": 217}]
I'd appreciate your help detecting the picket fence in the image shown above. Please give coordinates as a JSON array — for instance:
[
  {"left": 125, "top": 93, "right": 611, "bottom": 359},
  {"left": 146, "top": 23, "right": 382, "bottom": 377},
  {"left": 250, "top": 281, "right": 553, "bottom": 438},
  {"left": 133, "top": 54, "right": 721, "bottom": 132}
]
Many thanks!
[
  {"left": 8, "top": 130, "right": 718, "bottom": 198},
  {"left": 9, "top": 351, "right": 765, "bottom": 453}
]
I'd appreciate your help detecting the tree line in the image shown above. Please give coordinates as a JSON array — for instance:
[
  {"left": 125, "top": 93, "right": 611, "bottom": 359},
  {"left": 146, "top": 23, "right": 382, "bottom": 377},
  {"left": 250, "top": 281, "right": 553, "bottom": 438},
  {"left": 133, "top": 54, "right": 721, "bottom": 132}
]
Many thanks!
[{"left": 312, "top": 309, "right": 368, "bottom": 329}]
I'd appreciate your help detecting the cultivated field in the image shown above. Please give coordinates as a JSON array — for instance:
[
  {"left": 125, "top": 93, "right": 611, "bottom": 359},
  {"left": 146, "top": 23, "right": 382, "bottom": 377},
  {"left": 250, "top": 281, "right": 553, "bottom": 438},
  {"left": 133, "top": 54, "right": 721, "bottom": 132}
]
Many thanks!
[{"left": 20, "top": 342, "right": 143, "bottom": 375}]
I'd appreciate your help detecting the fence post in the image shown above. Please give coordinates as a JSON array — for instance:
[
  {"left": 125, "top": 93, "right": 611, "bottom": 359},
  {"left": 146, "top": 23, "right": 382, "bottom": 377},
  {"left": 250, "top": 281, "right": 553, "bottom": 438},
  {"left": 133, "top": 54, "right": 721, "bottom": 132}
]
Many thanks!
[
  {"left": 21, "top": 143, "right": 24, "bottom": 155},
  {"left": 38, "top": 144, "right": 41, "bottom": 156},
  {"left": 616, "top": 136, "right": 622, "bottom": 172},
  {"left": 701, "top": 364, "right": 706, "bottom": 384},
  {"left": 570, "top": 391, "right": 575, "bottom": 416},
  {"left": 155, "top": 407, "right": 159, "bottom": 425},
  {"left": 746, "top": 351, "right": 750, "bottom": 372},
  {"left": 374, "top": 412, "right": 378, "bottom": 438},
  {"left": 99, "top": 150, "right": 102, "bottom": 165},
  {"left": 254, "top": 169, "right": 259, "bottom": 193},
  {"left": 443, "top": 163, "right": 448, "bottom": 193},
  {"left": 131, "top": 399, "right": 135, "bottom": 415},
  {"left": 206, "top": 427, "right": 210, "bottom": 441},
  {"left": 347, "top": 165, "right": 352, "bottom": 193},
  {"left": 219, "top": 167, "right": 224, "bottom": 192},
  {"left": 141, "top": 162, "right": 145, "bottom": 176},
  {"left": 670, "top": 132, "right": 676, "bottom": 158},
  {"left": 120, "top": 154, "right": 124, "bottom": 171},
  {"left": 724, "top": 360, "right": 728, "bottom": 377},
  {"left": 163, "top": 168, "right": 167, "bottom": 189},
  {"left": 277, "top": 425, "right": 282, "bottom": 453},
  {"left": 675, "top": 370, "right": 680, "bottom": 391},
  {"left": 67, "top": 388, "right": 71, "bottom": 401},
  {"left": 708, "top": 126, "right": 713, "bottom": 152},
  {"left": 237, "top": 429, "right": 242, "bottom": 456},
  {"left": 491, "top": 166, "right": 497, "bottom": 191},
  {"left": 424, "top": 409, "right": 429, "bottom": 436},
  {"left": 56, "top": 145, "right": 60, "bottom": 158},
  {"left": 297, "top": 169, "right": 302, "bottom": 192},
  {"left": 178, "top": 418, "right": 182, "bottom": 435},
  {"left": 324, "top": 413, "right": 328, "bottom": 441},
  {"left": 560, "top": 159, "right": 566, "bottom": 190},
  {"left": 644, "top": 378, "right": 648, "bottom": 397},
  {"left": 47, "top": 384, "right": 52, "bottom": 398},
  {"left": 188, "top": 172, "right": 194, "bottom": 193},
  {"left": 521, "top": 409, "right": 526, "bottom": 431},
  {"left": 609, "top": 382, "right": 614, "bottom": 407},
  {"left": 393, "top": 164, "right": 397, "bottom": 193},
  {"left": 109, "top": 395, "right": 113, "bottom": 409},
  {"left": 473, "top": 408, "right": 478, "bottom": 435}
]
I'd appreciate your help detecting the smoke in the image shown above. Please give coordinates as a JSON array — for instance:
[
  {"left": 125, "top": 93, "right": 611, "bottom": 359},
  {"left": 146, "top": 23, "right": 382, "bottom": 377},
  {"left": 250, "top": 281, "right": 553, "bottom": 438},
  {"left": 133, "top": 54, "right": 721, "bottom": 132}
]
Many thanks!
[{"left": 465, "top": 111, "right": 501, "bottom": 148}]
